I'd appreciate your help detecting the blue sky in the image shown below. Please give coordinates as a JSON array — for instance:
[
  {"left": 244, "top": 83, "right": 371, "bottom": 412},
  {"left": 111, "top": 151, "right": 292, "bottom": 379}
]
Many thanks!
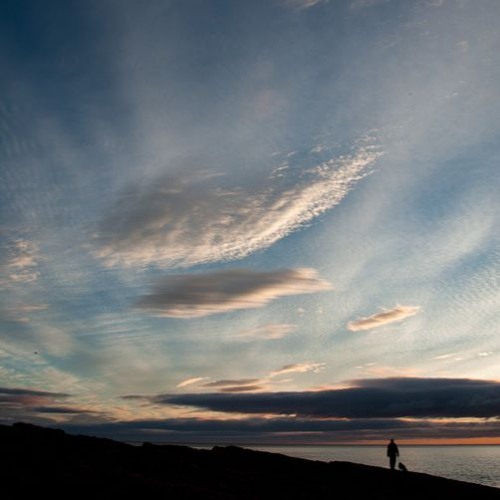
[{"left": 1, "top": 0, "right": 499, "bottom": 443}]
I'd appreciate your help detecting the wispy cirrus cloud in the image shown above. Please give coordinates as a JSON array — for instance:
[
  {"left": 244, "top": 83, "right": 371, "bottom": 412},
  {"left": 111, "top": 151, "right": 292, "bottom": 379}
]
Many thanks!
[
  {"left": 94, "top": 148, "right": 379, "bottom": 269},
  {"left": 136, "top": 268, "right": 332, "bottom": 318},
  {"left": 283, "top": 0, "right": 327, "bottom": 9},
  {"left": 270, "top": 362, "right": 326, "bottom": 377},
  {"left": 347, "top": 305, "right": 420, "bottom": 331},
  {"left": 176, "top": 377, "right": 210, "bottom": 389},
  {"left": 433, "top": 353, "right": 460, "bottom": 360},
  {"left": 0, "top": 239, "right": 40, "bottom": 285},
  {"left": 350, "top": 0, "right": 392, "bottom": 10},
  {"left": 1, "top": 303, "right": 48, "bottom": 323},
  {"left": 234, "top": 323, "right": 297, "bottom": 341},
  {"left": 7, "top": 304, "right": 48, "bottom": 313}
]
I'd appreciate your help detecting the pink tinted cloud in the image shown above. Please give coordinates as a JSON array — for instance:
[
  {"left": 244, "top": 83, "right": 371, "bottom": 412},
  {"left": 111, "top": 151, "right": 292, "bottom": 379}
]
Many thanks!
[{"left": 347, "top": 305, "right": 420, "bottom": 331}]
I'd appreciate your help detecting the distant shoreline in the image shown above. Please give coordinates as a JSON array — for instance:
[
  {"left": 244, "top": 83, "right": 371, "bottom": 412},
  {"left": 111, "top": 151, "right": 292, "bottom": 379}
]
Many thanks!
[{"left": 126, "top": 441, "right": 500, "bottom": 447}]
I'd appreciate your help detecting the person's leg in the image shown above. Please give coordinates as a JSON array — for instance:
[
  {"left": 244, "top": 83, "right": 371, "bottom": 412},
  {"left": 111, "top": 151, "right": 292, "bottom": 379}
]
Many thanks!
[{"left": 390, "top": 456, "right": 396, "bottom": 470}]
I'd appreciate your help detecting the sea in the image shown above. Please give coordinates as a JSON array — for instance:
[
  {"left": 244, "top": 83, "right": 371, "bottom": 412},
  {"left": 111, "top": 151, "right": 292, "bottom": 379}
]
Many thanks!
[{"left": 238, "top": 445, "right": 500, "bottom": 489}]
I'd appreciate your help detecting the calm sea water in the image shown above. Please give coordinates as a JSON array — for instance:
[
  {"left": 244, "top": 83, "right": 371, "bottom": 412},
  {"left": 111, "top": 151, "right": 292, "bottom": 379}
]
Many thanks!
[{"left": 241, "top": 445, "right": 500, "bottom": 489}]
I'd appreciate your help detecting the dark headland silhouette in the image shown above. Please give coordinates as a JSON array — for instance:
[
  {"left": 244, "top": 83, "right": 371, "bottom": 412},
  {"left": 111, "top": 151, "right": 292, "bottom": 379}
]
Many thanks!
[{"left": 1, "top": 423, "right": 499, "bottom": 499}]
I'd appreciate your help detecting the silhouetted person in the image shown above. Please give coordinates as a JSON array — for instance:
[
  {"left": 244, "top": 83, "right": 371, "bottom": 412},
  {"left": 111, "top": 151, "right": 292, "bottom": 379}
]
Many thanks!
[{"left": 387, "top": 439, "right": 399, "bottom": 470}]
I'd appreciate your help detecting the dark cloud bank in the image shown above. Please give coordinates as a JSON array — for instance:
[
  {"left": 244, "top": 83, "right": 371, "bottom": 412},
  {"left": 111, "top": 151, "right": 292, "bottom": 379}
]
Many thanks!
[
  {"left": 5, "top": 379, "right": 500, "bottom": 442},
  {"left": 162, "top": 378, "right": 500, "bottom": 419},
  {"left": 65, "top": 378, "right": 500, "bottom": 443},
  {"left": 0, "top": 387, "right": 94, "bottom": 424}
]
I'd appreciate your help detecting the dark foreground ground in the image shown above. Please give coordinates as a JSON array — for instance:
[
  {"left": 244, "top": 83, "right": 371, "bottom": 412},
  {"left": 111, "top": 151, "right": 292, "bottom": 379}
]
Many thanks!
[{"left": 1, "top": 423, "right": 499, "bottom": 499}]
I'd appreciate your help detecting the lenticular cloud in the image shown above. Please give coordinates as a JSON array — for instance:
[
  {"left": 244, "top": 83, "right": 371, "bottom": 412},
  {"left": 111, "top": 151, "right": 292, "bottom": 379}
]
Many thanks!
[
  {"left": 136, "top": 268, "right": 332, "bottom": 318},
  {"left": 95, "top": 147, "right": 380, "bottom": 269}
]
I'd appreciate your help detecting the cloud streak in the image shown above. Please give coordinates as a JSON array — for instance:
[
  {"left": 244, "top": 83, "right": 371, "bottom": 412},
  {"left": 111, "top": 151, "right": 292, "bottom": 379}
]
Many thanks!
[
  {"left": 176, "top": 377, "right": 210, "bottom": 389},
  {"left": 172, "top": 360, "right": 326, "bottom": 395},
  {"left": 350, "top": 0, "right": 392, "bottom": 9},
  {"left": 136, "top": 268, "right": 332, "bottom": 318},
  {"left": 1, "top": 303, "right": 48, "bottom": 323},
  {"left": 283, "top": 0, "right": 327, "bottom": 9},
  {"left": 219, "top": 385, "right": 263, "bottom": 393},
  {"left": 0, "top": 387, "right": 69, "bottom": 398},
  {"left": 95, "top": 148, "right": 379, "bottom": 269},
  {"left": 31, "top": 406, "right": 98, "bottom": 414},
  {"left": 347, "top": 306, "right": 420, "bottom": 331},
  {"left": 203, "top": 379, "right": 261, "bottom": 388},
  {"left": 270, "top": 362, "right": 325, "bottom": 377},
  {"left": 202, "top": 379, "right": 264, "bottom": 393},
  {"left": 0, "top": 387, "right": 70, "bottom": 416},
  {"left": 234, "top": 324, "right": 297, "bottom": 341}
]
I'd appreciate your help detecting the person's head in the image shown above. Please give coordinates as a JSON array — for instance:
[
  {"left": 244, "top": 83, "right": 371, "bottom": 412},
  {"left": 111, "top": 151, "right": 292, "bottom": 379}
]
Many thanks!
[{"left": 390, "top": 438, "right": 395, "bottom": 443}]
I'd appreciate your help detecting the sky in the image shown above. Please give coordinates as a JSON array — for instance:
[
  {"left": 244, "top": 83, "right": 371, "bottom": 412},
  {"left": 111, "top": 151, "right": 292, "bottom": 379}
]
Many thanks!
[{"left": 1, "top": 0, "right": 499, "bottom": 444}]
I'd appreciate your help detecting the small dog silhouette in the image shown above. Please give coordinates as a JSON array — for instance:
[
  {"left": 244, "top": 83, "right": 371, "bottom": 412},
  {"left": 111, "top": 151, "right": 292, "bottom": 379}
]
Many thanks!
[{"left": 398, "top": 462, "right": 408, "bottom": 472}]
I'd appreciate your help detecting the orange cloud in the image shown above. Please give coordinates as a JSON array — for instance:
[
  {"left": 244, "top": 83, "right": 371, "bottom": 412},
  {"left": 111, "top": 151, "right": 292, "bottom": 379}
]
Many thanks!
[{"left": 347, "top": 305, "right": 420, "bottom": 331}]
